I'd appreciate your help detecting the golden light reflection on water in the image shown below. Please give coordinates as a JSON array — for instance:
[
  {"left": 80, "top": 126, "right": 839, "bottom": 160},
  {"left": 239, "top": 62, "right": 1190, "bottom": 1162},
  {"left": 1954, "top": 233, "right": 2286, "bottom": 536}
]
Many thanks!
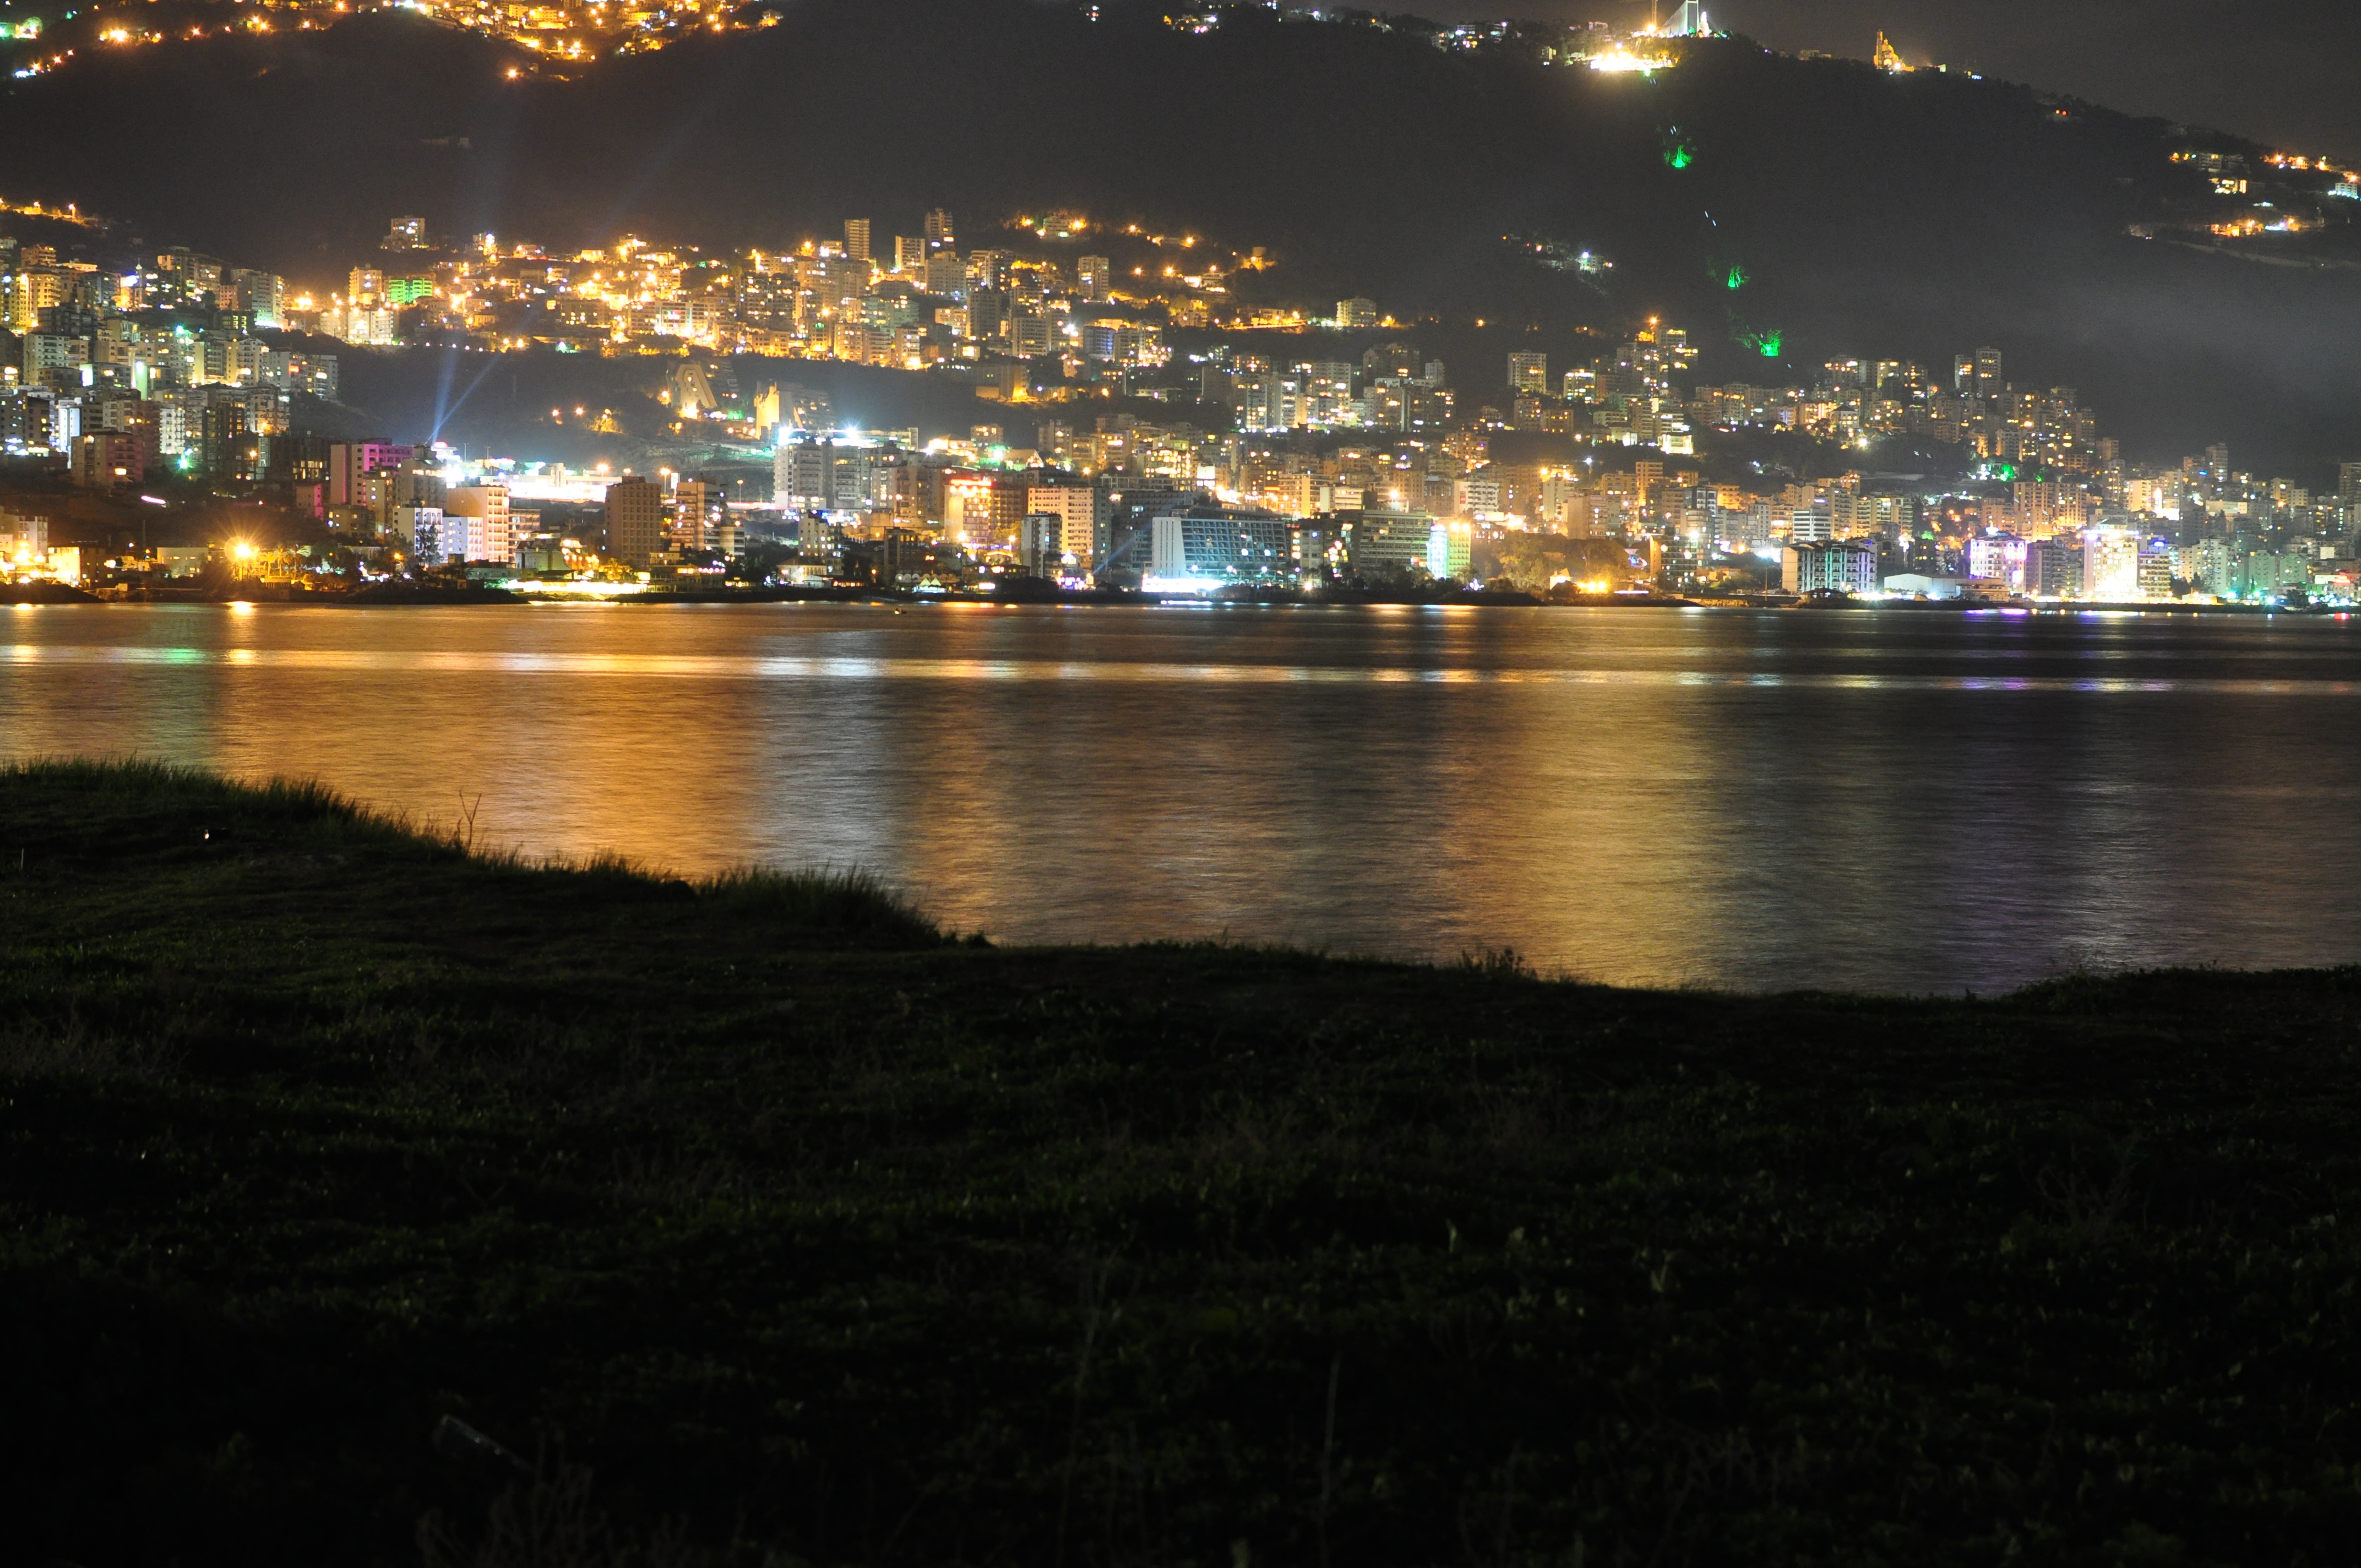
[
  {"left": 4, "top": 602, "right": 2360, "bottom": 991},
  {"left": 6, "top": 641, "right": 2354, "bottom": 694}
]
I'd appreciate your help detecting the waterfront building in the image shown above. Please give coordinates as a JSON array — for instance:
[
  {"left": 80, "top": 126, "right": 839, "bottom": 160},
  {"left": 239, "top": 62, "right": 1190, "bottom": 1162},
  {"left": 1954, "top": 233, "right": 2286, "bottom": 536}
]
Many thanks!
[
  {"left": 1144, "top": 500, "right": 1296, "bottom": 590},
  {"left": 1782, "top": 539, "right": 1880, "bottom": 594},
  {"left": 605, "top": 476, "right": 663, "bottom": 568}
]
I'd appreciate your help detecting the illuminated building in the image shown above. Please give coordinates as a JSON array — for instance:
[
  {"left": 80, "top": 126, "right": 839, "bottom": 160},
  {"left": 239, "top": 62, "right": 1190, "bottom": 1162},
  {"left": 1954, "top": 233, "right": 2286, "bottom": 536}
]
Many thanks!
[
  {"left": 1781, "top": 539, "right": 1879, "bottom": 593},
  {"left": 924, "top": 209, "right": 956, "bottom": 251},
  {"left": 1874, "top": 32, "right": 1910, "bottom": 72},
  {"left": 1787, "top": 505, "right": 1834, "bottom": 543},
  {"left": 393, "top": 504, "right": 444, "bottom": 562},
  {"left": 1144, "top": 500, "right": 1294, "bottom": 590},
  {"left": 8, "top": 267, "right": 64, "bottom": 331},
  {"left": 1346, "top": 511, "right": 1439, "bottom": 578},
  {"left": 328, "top": 441, "right": 412, "bottom": 505},
  {"left": 944, "top": 470, "right": 1030, "bottom": 549},
  {"left": 229, "top": 269, "right": 285, "bottom": 328},
  {"left": 1830, "top": 492, "right": 1914, "bottom": 538},
  {"left": 2081, "top": 521, "right": 2143, "bottom": 600},
  {"left": 442, "top": 484, "right": 516, "bottom": 564},
  {"left": 1508, "top": 352, "right": 1548, "bottom": 395},
  {"left": 23, "top": 331, "right": 90, "bottom": 383},
  {"left": 1427, "top": 519, "right": 1475, "bottom": 581},
  {"left": 1018, "top": 513, "right": 1066, "bottom": 576},
  {"left": 71, "top": 429, "right": 142, "bottom": 489},
  {"left": 1657, "top": 1, "right": 1709, "bottom": 36},
  {"left": 672, "top": 478, "right": 721, "bottom": 551},
  {"left": 605, "top": 475, "right": 663, "bottom": 568},
  {"left": 1010, "top": 314, "right": 1056, "bottom": 357},
  {"left": 774, "top": 443, "right": 829, "bottom": 511},
  {"left": 1027, "top": 482, "right": 1107, "bottom": 570},
  {"left": 1966, "top": 533, "right": 2028, "bottom": 589},
  {"left": 199, "top": 402, "right": 259, "bottom": 482},
  {"left": 844, "top": 219, "right": 871, "bottom": 263}
]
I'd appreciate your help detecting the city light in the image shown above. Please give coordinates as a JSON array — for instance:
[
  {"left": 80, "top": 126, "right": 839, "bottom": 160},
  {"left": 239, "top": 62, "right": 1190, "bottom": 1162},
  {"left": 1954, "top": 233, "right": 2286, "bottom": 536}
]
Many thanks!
[
  {"left": 1586, "top": 47, "right": 1673, "bottom": 73},
  {"left": 0, "top": 45, "right": 2336, "bottom": 614}
]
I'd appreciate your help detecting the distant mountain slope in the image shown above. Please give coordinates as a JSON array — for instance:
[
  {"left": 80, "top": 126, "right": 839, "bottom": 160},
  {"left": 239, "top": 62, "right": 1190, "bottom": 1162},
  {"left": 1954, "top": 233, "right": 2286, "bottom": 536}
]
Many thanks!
[{"left": 3, "top": 1, "right": 2356, "bottom": 470}]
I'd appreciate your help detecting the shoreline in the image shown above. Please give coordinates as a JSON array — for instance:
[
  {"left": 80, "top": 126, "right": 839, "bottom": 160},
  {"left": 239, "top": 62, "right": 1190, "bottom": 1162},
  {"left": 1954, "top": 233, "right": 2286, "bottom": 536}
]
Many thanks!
[{"left": 10, "top": 583, "right": 2350, "bottom": 615}]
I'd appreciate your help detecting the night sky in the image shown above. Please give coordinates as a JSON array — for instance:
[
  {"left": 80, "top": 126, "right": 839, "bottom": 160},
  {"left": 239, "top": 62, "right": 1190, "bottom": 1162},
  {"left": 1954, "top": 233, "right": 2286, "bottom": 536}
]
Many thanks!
[{"left": 1417, "top": 1, "right": 2361, "bottom": 161}]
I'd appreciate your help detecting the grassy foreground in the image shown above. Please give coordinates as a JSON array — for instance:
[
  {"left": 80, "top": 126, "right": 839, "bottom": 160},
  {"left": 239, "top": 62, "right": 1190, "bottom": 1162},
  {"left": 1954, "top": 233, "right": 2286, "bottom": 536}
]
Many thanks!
[{"left": 3, "top": 763, "right": 2359, "bottom": 1567}]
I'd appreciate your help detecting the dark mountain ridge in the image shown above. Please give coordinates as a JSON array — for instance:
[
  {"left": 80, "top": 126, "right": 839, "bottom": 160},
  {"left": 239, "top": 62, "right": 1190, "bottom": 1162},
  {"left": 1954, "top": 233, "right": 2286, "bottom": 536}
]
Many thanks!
[{"left": 3, "top": 0, "right": 2356, "bottom": 472}]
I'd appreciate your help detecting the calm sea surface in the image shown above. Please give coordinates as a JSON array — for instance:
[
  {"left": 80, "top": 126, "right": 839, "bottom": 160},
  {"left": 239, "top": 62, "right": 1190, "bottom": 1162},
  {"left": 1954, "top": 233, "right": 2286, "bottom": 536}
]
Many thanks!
[{"left": 4, "top": 601, "right": 2358, "bottom": 993}]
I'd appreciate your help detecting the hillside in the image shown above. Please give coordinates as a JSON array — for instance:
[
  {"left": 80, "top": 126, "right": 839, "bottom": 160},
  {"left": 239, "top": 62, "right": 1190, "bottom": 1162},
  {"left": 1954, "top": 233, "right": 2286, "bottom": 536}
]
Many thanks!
[
  {"left": 2, "top": 2, "right": 2357, "bottom": 469},
  {"left": 4, "top": 760, "right": 2361, "bottom": 1564}
]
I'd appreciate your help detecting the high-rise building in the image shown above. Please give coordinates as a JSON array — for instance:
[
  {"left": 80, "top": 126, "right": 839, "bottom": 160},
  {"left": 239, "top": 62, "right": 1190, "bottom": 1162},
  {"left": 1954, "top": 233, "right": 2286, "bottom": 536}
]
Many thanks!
[
  {"left": 924, "top": 209, "right": 955, "bottom": 250},
  {"left": 8, "top": 268, "right": 64, "bottom": 332},
  {"left": 844, "top": 219, "right": 871, "bottom": 262},
  {"left": 2083, "top": 523, "right": 2142, "bottom": 601},
  {"left": 1337, "top": 297, "right": 1379, "bottom": 329},
  {"left": 1019, "top": 513, "right": 1066, "bottom": 577},
  {"left": 893, "top": 235, "right": 926, "bottom": 273},
  {"left": 1146, "top": 500, "right": 1297, "bottom": 586},
  {"left": 1077, "top": 255, "right": 1111, "bottom": 301},
  {"left": 2336, "top": 463, "right": 2361, "bottom": 531},
  {"left": 1973, "top": 347, "right": 2004, "bottom": 397},
  {"left": 1027, "top": 483, "right": 1106, "bottom": 570},
  {"left": 442, "top": 484, "right": 515, "bottom": 565},
  {"left": 391, "top": 504, "right": 443, "bottom": 561},
  {"left": 2330, "top": 463, "right": 2361, "bottom": 534},
  {"left": 327, "top": 440, "right": 412, "bottom": 506},
  {"left": 1010, "top": 314, "right": 1056, "bottom": 357},
  {"left": 965, "top": 249, "right": 1009, "bottom": 291},
  {"left": 673, "top": 478, "right": 721, "bottom": 551},
  {"left": 605, "top": 476, "right": 663, "bottom": 568},
  {"left": 229, "top": 269, "right": 285, "bottom": 329},
  {"left": 1508, "top": 353, "right": 1548, "bottom": 395}
]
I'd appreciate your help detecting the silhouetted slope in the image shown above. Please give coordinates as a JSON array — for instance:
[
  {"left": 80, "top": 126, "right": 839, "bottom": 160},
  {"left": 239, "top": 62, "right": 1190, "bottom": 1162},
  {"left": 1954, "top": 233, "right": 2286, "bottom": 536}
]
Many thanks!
[{"left": 2, "top": 1, "right": 2354, "bottom": 468}]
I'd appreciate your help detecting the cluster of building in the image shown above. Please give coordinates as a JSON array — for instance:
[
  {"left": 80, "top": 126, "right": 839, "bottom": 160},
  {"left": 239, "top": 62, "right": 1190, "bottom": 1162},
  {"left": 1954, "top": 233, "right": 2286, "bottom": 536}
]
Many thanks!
[
  {"left": 314, "top": 209, "right": 1302, "bottom": 403},
  {"left": 1, "top": 204, "right": 2352, "bottom": 608},
  {"left": 0, "top": 237, "right": 336, "bottom": 487},
  {"left": 148, "top": 393, "right": 2341, "bottom": 608},
  {"left": 1750, "top": 446, "right": 2359, "bottom": 606},
  {"left": 721, "top": 331, "right": 2355, "bottom": 604}
]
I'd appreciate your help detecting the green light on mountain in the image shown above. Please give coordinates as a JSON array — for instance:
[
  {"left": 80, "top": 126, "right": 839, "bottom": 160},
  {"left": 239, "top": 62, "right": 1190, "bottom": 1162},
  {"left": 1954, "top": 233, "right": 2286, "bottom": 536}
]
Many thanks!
[
  {"left": 1725, "top": 265, "right": 1748, "bottom": 290},
  {"left": 1665, "top": 143, "right": 1694, "bottom": 170},
  {"left": 1758, "top": 333, "right": 1781, "bottom": 357}
]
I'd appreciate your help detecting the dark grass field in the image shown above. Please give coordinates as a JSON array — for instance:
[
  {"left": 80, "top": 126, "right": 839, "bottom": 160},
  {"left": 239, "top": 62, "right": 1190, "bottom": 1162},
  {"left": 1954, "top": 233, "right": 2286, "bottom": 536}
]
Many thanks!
[{"left": 3, "top": 761, "right": 2359, "bottom": 1567}]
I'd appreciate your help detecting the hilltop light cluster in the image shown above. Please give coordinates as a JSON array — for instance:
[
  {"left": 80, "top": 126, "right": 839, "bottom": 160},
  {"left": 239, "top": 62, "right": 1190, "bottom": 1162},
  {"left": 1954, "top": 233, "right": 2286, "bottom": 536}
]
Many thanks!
[
  {"left": 332, "top": 210, "right": 1307, "bottom": 386},
  {"left": 25, "top": 0, "right": 1712, "bottom": 72}
]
